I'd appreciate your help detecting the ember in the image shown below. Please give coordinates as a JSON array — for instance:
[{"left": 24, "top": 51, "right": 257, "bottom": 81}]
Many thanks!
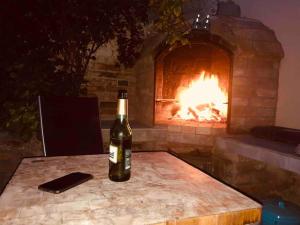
[{"left": 173, "top": 71, "right": 227, "bottom": 122}]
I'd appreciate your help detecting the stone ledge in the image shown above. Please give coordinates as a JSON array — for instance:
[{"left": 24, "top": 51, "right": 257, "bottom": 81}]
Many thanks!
[
  {"left": 102, "top": 124, "right": 225, "bottom": 153},
  {"left": 215, "top": 135, "right": 300, "bottom": 175}
]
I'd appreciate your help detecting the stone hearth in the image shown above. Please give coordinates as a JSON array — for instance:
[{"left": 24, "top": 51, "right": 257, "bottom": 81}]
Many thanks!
[{"left": 101, "top": 124, "right": 225, "bottom": 153}]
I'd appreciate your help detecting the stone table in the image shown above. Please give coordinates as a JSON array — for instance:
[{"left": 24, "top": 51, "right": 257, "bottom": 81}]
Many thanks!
[{"left": 0, "top": 152, "right": 261, "bottom": 225}]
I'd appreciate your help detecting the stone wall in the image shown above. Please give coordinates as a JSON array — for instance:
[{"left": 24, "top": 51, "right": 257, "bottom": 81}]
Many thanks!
[
  {"left": 133, "top": 34, "right": 165, "bottom": 126},
  {"left": 101, "top": 124, "right": 225, "bottom": 154},
  {"left": 85, "top": 42, "right": 137, "bottom": 121},
  {"left": 176, "top": 146, "right": 300, "bottom": 208},
  {"left": 213, "top": 148, "right": 300, "bottom": 206},
  {"left": 212, "top": 16, "right": 283, "bottom": 132},
  {"left": 133, "top": 55, "right": 155, "bottom": 126},
  {"left": 172, "top": 135, "right": 300, "bottom": 207}
]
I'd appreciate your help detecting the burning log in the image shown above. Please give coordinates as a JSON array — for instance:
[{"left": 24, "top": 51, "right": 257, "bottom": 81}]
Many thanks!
[
  {"left": 196, "top": 103, "right": 210, "bottom": 112},
  {"left": 188, "top": 107, "right": 199, "bottom": 120},
  {"left": 169, "top": 71, "right": 228, "bottom": 122},
  {"left": 211, "top": 108, "right": 220, "bottom": 116},
  {"left": 171, "top": 104, "right": 180, "bottom": 116}
]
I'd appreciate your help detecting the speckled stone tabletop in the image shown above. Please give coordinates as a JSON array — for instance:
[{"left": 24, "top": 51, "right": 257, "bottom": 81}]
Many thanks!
[{"left": 0, "top": 152, "right": 261, "bottom": 225}]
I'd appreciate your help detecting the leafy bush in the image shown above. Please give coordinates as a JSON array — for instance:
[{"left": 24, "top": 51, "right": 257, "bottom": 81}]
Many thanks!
[{"left": 0, "top": 0, "right": 185, "bottom": 140}]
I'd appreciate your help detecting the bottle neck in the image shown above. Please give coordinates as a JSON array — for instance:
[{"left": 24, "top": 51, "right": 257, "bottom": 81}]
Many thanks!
[{"left": 117, "top": 98, "right": 128, "bottom": 121}]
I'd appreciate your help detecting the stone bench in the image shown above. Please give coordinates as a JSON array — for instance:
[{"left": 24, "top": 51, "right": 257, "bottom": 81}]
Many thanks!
[{"left": 215, "top": 135, "right": 300, "bottom": 175}]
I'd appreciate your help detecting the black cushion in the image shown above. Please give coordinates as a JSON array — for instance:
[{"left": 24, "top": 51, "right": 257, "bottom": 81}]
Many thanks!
[{"left": 250, "top": 126, "right": 300, "bottom": 145}]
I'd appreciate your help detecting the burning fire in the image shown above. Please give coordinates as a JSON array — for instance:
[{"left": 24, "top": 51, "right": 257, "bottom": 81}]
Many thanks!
[{"left": 174, "top": 71, "right": 227, "bottom": 122}]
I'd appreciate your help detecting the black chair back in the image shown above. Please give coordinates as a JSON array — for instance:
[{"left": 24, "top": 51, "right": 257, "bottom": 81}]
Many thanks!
[{"left": 38, "top": 96, "right": 104, "bottom": 156}]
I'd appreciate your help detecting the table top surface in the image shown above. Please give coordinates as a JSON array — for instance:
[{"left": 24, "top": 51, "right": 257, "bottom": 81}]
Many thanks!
[{"left": 0, "top": 152, "right": 261, "bottom": 225}]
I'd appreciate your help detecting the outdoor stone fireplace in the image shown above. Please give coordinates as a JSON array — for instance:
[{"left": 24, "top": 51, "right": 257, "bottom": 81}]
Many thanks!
[
  {"left": 134, "top": 16, "right": 283, "bottom": 133},
  {"left": 85, "top": 15, "right": 284, "bottom": 149}
]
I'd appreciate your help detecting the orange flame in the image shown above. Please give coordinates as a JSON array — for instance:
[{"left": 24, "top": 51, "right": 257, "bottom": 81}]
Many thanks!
[{"left": 175, "top": 71, "right": 227, "bottom": 122}]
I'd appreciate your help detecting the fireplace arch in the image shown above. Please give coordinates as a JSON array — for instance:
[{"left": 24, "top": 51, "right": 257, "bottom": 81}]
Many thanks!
[{"left": 155, "top": 31, "right": 233, "bottom": 127}]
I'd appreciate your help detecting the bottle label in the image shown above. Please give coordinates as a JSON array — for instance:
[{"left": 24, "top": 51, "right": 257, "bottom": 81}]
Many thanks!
[
  {"left": 109, "top": 145, "right": 118, "bottom": 164},
  {"left": 125, "top": 149, "right": 131, "bottom": 170}
]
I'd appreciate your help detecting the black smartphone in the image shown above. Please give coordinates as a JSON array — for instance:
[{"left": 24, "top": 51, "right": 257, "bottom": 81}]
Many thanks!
[{"left": 38, "top": 172, "right": 93, "bottom": 194}]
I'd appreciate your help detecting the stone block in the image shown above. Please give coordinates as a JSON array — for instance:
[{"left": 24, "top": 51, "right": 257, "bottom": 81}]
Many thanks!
[
  {"left": 230, "top": 117, "right": 246, "bottom": 125},
  {"left": 211, "top": 126, "right": 227, "bottom": 136},
  {"left": 197, "top": 134, "right": 214, "bottom": 146},
  {"left": 234, "top": 28, "right": 277, "bottom": 42},
  {"left": 97, "top": 92, "right": 117, "bottom": 102},
  {"left": 95, "top": 71, "right": 118, "bottom": 78},
  {"left": 231, "top": 86, "right": 254, "bottom": 98},
  {"left": 167, "top": 143, "right": 203, "bottom": 154},
  {"left": 252, "top": 30, "right": 278, "bottom": 42},
  {"left": 286, "top": 157, "right": 300, "bottom": 176},
  {"left": 167, "top": 132, "right": 183, "bottom": 144},
  {"left": 233, "top": 56, "right": 249, "bottom": 69},
  {"left": 231, "top": 17, "right": 263, "bottom": 29},
  {"left": 256, "top": 89, "right": 277, "bottom": 98},
  {"left": 214, "top": 140, "right": 240, "bottom": 162},
  {"left": 244, "top": 117, "right": 274, "bottom": 128},
  {"left": 168, "top": 132, "right": 200, "bottom": 145},
  {"left": 232, "top": 68, "right": 247, "bottom": 77},
  {"left": 151, "top": 129, "right": 167, "bottom": 141},
  {"left": 231, "top": 97, "right": 249, "bottom": 106},
  {"left": 181, "top": 126, "right": 196, "bottom": 134},
  {"left": 231, "top": 105, "right": 252, "bottom": 117},
  {"left": 180, "top": 133, "right": 199, "bottom": 145},
  {"left": 247, "top": 107, "right": 276, "bottom": 118},
  {"left": 252, "top": 41, "right": 284, "bottom": 58},
  {"left": 167, "top": 125, "right": 182, "bottom": 133},
  {"left": 249, "top": 98, "right": 277, "bottom": 108},
  {"left": 255, "top": 79, "right": 278, "bottom": 92},
  {"left": 211, "top": 20, "right": 237, "bottom": 44},
  {"left": 251, "top": 69, "right": 276, "bottom": 79},
  {"left": 232, "top": 77, "right": 254, "bottom": 86},
  {"left": 235, "top": 39, "right": 254, "bottom": 55},
  {"left": 247, "top": 60, "right": 278, "bottom": 79},
  {"left": 229, "top": 117, "right": 247, "bottom": 133},
  {"left": 132, "top": 130, "right": 147, "bottom": 142},
  {"left": 233, "top": 29, "right": 255, "bottom": 40},
  {"left": 101, "top": 129, "right": 110, "bottom": 143},
  {"left": 93, "top": 41, "right": 118, "bottom": 64},
  {"left": 133, "top": 141, "right": 167, "bottom": 152},
  {"left": 196, "top": 126, "right": 212, "bottom": 135},
  {"left": 133, "top": 129, "right": 162, "bottom": 143},
  {"left": 86, "top": 86, "right": 97, "bottom": 92}
]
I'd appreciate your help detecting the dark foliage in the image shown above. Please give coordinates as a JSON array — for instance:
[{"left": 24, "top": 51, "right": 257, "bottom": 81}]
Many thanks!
[{"left": 0, "top": 0, "right": 148, "bottom": 139}]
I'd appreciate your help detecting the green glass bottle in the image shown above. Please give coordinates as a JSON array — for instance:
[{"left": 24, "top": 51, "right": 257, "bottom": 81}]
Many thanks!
[{"left": 109, "top": 90, "right": 132, "bottom": 182}]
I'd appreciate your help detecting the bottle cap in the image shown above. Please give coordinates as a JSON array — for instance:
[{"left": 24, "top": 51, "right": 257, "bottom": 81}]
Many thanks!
[{"left": 118, "top": 90, "right": 128, "bottom": 99}]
